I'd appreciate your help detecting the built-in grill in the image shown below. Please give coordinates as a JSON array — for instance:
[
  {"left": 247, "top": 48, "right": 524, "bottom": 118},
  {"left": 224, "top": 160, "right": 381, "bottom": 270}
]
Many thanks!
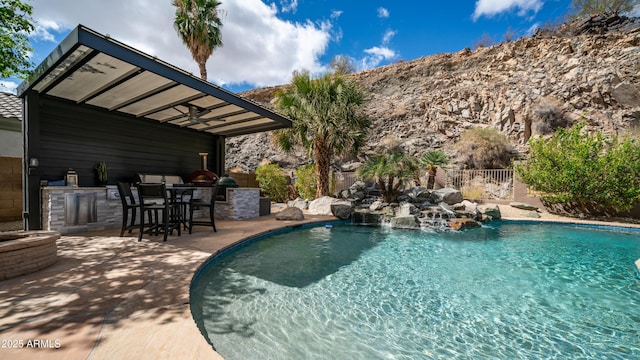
[
  {"left": 186, "top": 153, "right": 218, "bottom": 187},
  {"left": 216, "top": 174, "right": 239, "bottom": 201}
]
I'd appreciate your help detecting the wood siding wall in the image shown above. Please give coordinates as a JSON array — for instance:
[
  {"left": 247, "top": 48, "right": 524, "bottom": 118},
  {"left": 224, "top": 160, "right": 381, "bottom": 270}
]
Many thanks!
[
  {"left": 0, "top": 157, "right": 22, "bottom": 221},
  {"left": 37, "top": 97, "right": 224, "bottom": 186}
]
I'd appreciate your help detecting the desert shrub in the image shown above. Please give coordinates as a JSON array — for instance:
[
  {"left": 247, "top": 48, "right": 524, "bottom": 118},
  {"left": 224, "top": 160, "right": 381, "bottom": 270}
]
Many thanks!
[
  {"left": 503, "top": 27, "right": 518, "bottom": 42},
  {"left": 461, "top": 185, "right": 488, "bottom": 200},
  {"left": 255, "top": 163, "right": 289, "bottom": 203},
  {"left": 295, "top": 164, "right": 317, "bottom": 200},
  {"left": 532, "top": 101, "right": 571, "bottom": 135},
  {"left": 455, "top": 127, "right": 514, "bottom": 169},
  {"left": 570, "top": 0, "right": 639, "bottom": 18},
  {"left": 472, "top": 33, "right": 495, "bottom": 49},
  {"left": 515, "top": 122, "right": 640, "bottom": 212}
]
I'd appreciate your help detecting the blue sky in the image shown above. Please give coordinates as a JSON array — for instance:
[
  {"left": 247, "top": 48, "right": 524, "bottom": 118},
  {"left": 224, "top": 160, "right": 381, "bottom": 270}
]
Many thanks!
[{"left": 2, "top": 0, "right": 637, "bottom": 94}]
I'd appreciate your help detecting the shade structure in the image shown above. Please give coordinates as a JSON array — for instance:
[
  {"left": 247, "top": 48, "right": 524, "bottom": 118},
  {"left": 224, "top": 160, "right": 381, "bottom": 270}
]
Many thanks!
[{"left": 17, "top": 24, "right": 291, "bottom": 137}]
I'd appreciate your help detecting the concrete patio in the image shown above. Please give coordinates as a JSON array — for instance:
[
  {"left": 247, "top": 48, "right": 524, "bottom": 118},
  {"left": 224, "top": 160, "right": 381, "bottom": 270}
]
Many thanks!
[
  {"left": 0, "top": 213, "right": 336, "bottom": 360},
  {"left": 1, "top": 206, "right": 638, "bottom": 360}
]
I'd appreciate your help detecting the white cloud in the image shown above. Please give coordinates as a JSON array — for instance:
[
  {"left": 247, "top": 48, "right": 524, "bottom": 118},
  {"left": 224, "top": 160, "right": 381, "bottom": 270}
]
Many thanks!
[
  {"left": 364, "top": 46, "right": 395, "bottom": 59},
  {"left": 359, "top": 46, "right": 396, "bottom": 70},
  {"left": 0, "top": 81, "right": 19, "bottom": 94},
  {"left": 280, "top": 0, "right": 298, "bottom": 13},
  {"left": 382, "top": 29, "right": 396, "bottom": 45},
  {"left": 31, "top": 19, "right": 62, "bottom": 42},
  {"left": 331, "top": 10, "right": 343, "bottom": 19},
  {"left": 354, "top": 25, "right": 397, "bottom": 71},
  {"left": 377, "top": 7, "right": 389, "bottom": 18},
  {"left": 27, "top": 0, "right": 332, "bottom": 89},
  {"left": 526, "top": 22, "right": 540, "bottom": 36},
  {"left": 472, "top": 0, "right": 543, "bottom": 21}
]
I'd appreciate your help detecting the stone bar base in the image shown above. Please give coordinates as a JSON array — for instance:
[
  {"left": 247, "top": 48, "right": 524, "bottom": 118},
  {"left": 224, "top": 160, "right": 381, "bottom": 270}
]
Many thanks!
[
  {"left": 215, "top": 188, "right": 260, "bottom": 220},
  {"left": 41, "top": 186, "right": 214, "bottom": 234}
]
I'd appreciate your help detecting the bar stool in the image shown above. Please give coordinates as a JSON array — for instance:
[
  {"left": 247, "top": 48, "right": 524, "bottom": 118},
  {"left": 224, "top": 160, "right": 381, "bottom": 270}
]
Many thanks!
[
  {"left": 117, "top": 182, "right": 146, "bottom": 237},
  {"left": 137, "top": 183, "right": 182, "bottom": 242},
  {"left": 188, "top": 184, "right": 217, "bottom": 233}
]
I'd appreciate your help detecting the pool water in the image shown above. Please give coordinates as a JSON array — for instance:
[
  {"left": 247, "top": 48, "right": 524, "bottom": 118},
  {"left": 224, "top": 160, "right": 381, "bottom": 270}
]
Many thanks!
[{"left": 190, "top": 223, "right": 640, "bottom": 359}]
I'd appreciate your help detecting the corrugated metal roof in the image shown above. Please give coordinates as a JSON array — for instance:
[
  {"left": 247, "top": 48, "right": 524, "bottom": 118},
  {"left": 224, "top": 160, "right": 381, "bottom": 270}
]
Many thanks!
[
  {"left": 0, "top": 92, "right": 22, "bottom": 120},
  {"left": 17, "top": 25, "right": 291, "bottom": 137}
]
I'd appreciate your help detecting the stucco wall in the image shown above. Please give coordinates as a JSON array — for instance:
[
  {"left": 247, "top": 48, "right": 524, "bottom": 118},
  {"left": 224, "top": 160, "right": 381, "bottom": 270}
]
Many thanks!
[{"left": 0, "top": 126, "right": 22, "bottom": 157}]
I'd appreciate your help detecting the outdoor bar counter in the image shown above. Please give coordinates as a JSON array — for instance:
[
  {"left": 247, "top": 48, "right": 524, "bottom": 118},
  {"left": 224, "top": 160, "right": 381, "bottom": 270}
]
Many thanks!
[{"left": 41, "top": 186, "right": 261, "bottom": 234}]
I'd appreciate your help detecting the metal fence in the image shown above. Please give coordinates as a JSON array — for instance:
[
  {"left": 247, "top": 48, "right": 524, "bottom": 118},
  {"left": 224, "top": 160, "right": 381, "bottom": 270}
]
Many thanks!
[
  {"left": 445, "top": 169, "right": 514, "bottom": 200},
  {"left": 230, "top": 171, "right": 359, "bottom": 195},
  {"left": 333, "top": 172, "right": 359, "bottom": 194}
]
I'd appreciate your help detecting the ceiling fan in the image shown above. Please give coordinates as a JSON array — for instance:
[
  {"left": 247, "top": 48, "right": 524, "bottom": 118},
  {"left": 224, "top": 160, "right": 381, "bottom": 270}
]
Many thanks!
[
  {"left": 181, "top": 104, "right": 224, "bottom": 125},
  {"left": 188, "top": 105, "right": 204, "bottom": 124}
]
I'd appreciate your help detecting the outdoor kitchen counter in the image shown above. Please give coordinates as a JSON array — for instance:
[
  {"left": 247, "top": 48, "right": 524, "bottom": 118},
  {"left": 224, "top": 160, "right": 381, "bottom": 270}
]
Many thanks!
[
  {"left": 40, "top": 186, "right": 261, "bottom": 234},
  {"left": 215, "top": 187, "right": 261, "bottom": 220},
  {"left": 40, "top": 186, "right": 118, "bottom": 234}
]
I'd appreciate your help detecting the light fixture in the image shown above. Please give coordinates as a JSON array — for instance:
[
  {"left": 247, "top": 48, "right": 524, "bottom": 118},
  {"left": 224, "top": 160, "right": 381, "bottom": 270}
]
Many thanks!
[
  {"left": 29, "top": 158, "right": 39, "bottom": 167},
  {"left": 65, "top": 169, "right": 78, "bottom": 187}
]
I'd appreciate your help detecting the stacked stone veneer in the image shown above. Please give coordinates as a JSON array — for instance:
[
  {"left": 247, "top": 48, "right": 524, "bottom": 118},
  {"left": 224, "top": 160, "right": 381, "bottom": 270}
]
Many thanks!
[
  {"left": 42, "top": 187, "right": 119, "bottom": 234},
  {"left": 215, "top": 188, "right": 260, "bottom": 220},
  {"left": 0, "top": 231, "right": 59, "bottom": 280},
  {"left": 42, "top": 186, "right": 218, "bottom": 234}
]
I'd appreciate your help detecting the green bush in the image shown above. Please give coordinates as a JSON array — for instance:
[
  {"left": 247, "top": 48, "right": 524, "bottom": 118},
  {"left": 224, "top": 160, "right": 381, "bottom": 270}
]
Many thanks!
[
  {"left": 455, "top": 127, "right": 514, "bottom": 169},
  {"left": 255, "top": 163, "right": 289, "bottom": 203},
  {"left": 515, "top": 122, "right": 640, "bottom": 212},
  {"left": 294, "top": 164, "right": 317, "bottom": 200}
]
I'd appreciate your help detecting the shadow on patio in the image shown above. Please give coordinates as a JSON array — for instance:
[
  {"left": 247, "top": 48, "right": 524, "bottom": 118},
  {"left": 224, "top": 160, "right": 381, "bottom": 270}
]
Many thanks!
[{"left": 0, "top": 214, "right": 336, "bottom": 360}]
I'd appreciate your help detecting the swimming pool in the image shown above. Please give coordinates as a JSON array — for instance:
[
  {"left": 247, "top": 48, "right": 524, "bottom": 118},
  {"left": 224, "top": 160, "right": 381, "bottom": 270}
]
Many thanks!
[{"left": 190, "top": 222, "right": 640, "bottom": 359}]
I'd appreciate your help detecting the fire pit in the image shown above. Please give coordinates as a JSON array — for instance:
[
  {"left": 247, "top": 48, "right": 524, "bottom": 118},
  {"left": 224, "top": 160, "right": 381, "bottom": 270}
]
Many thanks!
[{"left": 0, "top": 231, "right": 60, "bottom": 280}]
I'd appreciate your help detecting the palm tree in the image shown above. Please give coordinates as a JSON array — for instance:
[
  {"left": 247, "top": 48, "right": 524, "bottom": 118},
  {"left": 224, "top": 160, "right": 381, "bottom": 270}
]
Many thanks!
[
  {"left": 420, "top": 150, "right": 449, "bottom": 190},
  {"left": 173, "top": 0, "right": 223, "bottom": 80},
  {"left": 274, "top": 71, "right": 370, "bottom": 198},
  {"left": 358, "top": 149, "right": 419, "bottom": 203}
]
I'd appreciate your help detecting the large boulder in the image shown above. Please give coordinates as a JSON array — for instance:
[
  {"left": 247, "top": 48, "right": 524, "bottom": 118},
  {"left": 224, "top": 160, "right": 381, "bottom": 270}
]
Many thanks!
[
  {"left": 477, "top": 204, "right": 502, "bottom": 220},
  {"left": 453, "top": 200, "right": 478, "bottom": 218},
  {"left": 331, "top": 203, "right": 354, "bottom": 220},
  {"left": 308, "top": 196, "right": 348, "bottom": 215},
  {"left": 341, "top": 181, "right": 368, "bottom": 201},
  {"left": 369, "top": 200, "right": 384, "bottom": 211},
  {"left": 430, "top": 188, "right": 463, "bottom": 205},
  {"left": 522, "top": 210, "right": 541, "bottom": 218},
  {"left": 288, "top": 197, "right": 309, "bottom": 210},
  {"left": 403, "top": 186, "right": 430, "bottom": 203},
  {"left": 449, "top": 218, "right": 481, "bottom": 230},
  {"left": 509, "top": 202, "right": 539, "bottom": 211},
  {"left": 460, "top": 200, "right": 478, "bottom": 213},
  {"left": 275, "top": 207, "right": 305, "bottom": 220}
]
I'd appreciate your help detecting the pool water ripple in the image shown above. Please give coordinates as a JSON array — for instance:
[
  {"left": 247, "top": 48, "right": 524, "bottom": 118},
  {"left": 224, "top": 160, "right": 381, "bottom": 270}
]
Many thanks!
[{"left": 190, "top": 223, "right": 640, "bottom": 359}]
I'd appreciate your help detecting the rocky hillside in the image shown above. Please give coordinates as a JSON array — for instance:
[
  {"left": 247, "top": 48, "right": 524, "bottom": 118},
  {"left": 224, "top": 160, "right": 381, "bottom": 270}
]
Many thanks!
[{"left": 227, "top": 15, "right": 640, "bottom": 173}]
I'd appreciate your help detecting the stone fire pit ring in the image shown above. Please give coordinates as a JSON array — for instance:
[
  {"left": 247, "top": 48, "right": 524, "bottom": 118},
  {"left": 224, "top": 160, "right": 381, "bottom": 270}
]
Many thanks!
[{"left": 0, "top": 231, "right": 60, "bottom": 280}]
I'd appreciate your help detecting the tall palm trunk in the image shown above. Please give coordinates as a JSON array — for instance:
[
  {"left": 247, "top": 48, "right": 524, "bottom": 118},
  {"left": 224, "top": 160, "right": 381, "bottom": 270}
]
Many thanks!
[
  {"left": 198, "top": 61, "right": 207, "bottom": 80},
  {"left": 314, "top": 138, "right": 332, "bottom": 197},
  {"left": 427, "top": 166, "right": 437, "bottom": 190}
]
